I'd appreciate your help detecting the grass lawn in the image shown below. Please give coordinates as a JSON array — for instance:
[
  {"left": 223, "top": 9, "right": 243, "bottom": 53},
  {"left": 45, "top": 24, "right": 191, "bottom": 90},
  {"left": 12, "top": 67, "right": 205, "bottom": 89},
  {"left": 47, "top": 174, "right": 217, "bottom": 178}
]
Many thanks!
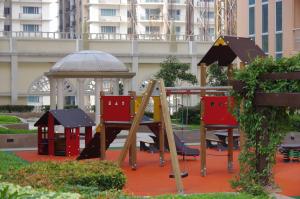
[
  {"left": 0, "top": 127, "right": 36, "bottom": 134},
  {"left": 0, "top": 115, "right": 21, "bottom": 124},
  {"left": 0, "top": 151, "right": 28, "bottom": 176}
]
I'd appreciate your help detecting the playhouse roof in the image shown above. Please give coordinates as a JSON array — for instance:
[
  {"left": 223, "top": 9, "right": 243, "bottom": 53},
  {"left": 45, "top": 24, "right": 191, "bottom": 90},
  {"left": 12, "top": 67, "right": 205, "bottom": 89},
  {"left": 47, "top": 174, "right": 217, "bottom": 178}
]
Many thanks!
[
  {"left": 198, "top": 36, "right": 266, "bottom": 66},
  {"left": 34, "top": 109, "right": 95, "bottom": 128}
]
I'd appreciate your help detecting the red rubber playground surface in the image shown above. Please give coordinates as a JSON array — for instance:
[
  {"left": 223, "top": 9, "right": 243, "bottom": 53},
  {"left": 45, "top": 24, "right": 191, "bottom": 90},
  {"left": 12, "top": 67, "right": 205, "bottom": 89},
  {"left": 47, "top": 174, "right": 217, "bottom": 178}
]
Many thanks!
[{"left": 15, "top": 149, "right": 300, "bottom": 197}]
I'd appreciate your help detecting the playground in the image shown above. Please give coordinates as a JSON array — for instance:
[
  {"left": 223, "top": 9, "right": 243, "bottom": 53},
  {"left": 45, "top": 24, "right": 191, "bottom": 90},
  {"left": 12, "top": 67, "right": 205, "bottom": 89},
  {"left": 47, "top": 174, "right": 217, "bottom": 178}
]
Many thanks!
[
  {"left": 1, "top": 36, "right": 300, "bottom": 198},
  {"left": 13, "top": 149, "right": 300, "bottom": 197}
]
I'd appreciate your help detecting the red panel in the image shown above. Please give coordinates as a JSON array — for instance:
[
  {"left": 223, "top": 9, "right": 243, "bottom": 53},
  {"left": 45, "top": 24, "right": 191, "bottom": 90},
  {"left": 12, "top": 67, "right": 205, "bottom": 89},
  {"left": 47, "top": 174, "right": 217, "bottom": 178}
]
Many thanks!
[
  {"left": 102, "top": 96, "right": 132, "bottom": 122},
  {"left": 48, "top": 113, "right": 55, "bottom": 156},
  {"left": 85, "top": 127, "right": 92, "bottom": 146},
  {"left": 202, "top": 96, "right": 238, "bottom": 126}
]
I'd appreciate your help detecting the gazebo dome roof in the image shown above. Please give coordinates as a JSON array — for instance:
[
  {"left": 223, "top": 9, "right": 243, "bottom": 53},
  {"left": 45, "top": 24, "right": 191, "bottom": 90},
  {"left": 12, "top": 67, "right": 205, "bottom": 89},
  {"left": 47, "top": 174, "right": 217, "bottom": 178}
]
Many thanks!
[{"left": 50, "top": 50, "right": 128, "bottom": 72}]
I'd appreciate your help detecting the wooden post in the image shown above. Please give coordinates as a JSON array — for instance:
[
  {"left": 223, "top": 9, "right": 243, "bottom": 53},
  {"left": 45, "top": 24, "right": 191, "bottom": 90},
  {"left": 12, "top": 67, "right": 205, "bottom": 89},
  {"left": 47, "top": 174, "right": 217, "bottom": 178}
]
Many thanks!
[
  {"left": 100, "top": 91, "right": 106, "bottom": 160},
  {"left": 227, "top": 128, "right": 233, "bottom": 172},
  {"left": 118, "top": 80, "right": 157, "bottom": 166},
  {"left": 85, "top": 127, "right": 92, "bottom": 146},
  {"left": 129, "top": 91, "right": 137, "bottom": 169},
  {"left": 65, "top": 128, "right": 70, "bottom": 156},
  {"left": 159, "top": 109, "right": 165, "bottom": 166},
  {"left": 75, "top": 127, "right": 80, "bottom": 156},
  {"left": 48, "top": 113, "right": 55, "bottom": 156},
  {"left": 200, "top": 63, "right": 207, "bottom": 176},
  {"left": 239, "top": 62, "right": 246, "bottom": 149},
  {"left": 159, "top": 79, "right": 184, "bottom": 194}
]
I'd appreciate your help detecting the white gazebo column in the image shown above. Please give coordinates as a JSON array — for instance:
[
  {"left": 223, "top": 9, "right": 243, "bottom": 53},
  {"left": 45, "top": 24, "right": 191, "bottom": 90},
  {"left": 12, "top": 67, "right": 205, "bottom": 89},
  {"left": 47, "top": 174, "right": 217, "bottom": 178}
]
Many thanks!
[
  {"left": 57, "top": 78, "right": 64, "bottom": 109},
  {"left": 122, "top": 78, "right": 130, "bottom": 95},
  {"left": 113, "top": 78, "right": 120, "bottom": 95},
  {"left": 77, "top": 78, "right": 85, "bottom": 110},
  {"left": 49, "top": 77, "right": 57, "bottom": 110},
  {"left": 95, "top": 78, "right": 103, "bottom": 125}
]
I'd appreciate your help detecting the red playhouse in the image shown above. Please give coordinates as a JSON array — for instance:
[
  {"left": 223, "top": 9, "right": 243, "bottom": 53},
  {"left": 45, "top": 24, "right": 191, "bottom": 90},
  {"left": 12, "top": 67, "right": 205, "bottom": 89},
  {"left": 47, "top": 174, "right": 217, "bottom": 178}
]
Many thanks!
[{"left": 34, "top": 109, "right": 95, "bottom": 156}]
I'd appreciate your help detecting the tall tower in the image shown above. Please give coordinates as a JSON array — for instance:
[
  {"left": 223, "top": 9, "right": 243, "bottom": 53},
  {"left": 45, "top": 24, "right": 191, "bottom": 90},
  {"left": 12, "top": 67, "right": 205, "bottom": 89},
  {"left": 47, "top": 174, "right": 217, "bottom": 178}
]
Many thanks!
[{"left": 215, "top": 0, "right": 237, "bottom": 37}]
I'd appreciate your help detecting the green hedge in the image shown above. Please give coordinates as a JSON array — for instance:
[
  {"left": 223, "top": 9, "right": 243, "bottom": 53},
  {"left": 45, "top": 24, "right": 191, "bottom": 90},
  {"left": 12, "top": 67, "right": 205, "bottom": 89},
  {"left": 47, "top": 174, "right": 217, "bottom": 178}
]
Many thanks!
[
  {"left": 42, "top": 105, "right": 79, "bottom": 112},
  {"left": 0, "top": 182, "right": 80, "bottom": 199},
  {"left": 0, "top": 105, "right": 34, "bottom": 113},
  {"left": 6, "top": 160, "right": 126, "bottom": 197},
  {"left": 0, "top": 127, "right": 37, "bottom": 134},
  {"left": 173, "top": 103, "right": 200, "bottom": 125}
]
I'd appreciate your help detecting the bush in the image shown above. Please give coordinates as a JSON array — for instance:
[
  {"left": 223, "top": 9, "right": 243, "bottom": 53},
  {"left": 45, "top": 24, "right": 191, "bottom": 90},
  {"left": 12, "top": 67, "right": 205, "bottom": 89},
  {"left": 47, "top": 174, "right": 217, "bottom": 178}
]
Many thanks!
[
  {"left": 0, "top": 105, "right": 34, "bottom": 113},
  {"left": 0, "top": 127, "right": 37, "bottom": 134},
  {"left": 173, "top": 103, "right": 200, "bottom": 125},
  {"left": 6, "top": 160, "right": 126, "bottom": 196},
  {"left": 42, "top": 105, "right": 79, "bottom": 112},
  {"left": 0, "top": 182, "right": 80, "bottom": 199}
]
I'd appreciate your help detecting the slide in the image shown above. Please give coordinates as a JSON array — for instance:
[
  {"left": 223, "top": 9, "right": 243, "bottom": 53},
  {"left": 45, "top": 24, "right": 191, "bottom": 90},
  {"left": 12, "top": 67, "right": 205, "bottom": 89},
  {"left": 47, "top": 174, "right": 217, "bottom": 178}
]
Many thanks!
[{"left": 77, "top": 128, "right": 121, "bottom": 160}]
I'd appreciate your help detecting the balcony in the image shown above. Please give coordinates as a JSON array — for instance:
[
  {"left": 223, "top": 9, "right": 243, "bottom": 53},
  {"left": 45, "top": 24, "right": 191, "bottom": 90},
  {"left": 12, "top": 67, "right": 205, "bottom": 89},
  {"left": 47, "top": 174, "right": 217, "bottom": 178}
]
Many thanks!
[
  {"left": 19, "top": 13, "right": 42, "bottom": 20},
  {"left": 92, "top": 0, "right": 127, "bottom": 5},
  {"left": 12, "top": 0, "right": 52, "bottom": 3},
  {"left": 168, "top": 0, "right": 185, "bottom": 5},
  {"left": 140, "top": 15, "right": 163, "bottom": 21},
  {"left": 99, "top": 16, "right": 123, "bottom": 22},
  {"left": 140, "top": 0, "right": 164, "bottom": 4}
]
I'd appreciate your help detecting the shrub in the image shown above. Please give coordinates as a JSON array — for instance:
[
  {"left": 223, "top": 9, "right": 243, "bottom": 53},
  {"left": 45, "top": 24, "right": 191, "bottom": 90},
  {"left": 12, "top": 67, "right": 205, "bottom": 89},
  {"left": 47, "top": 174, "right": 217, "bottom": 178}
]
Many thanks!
[
  {"left": 0, "top": 127, "right": 37, "bottom": 134},
  {"left": 0, "top": 105, "right": 34, "bottom": 113},
  {"left": 173, "top": 103, "right": 200, "bottom": 125},
  {"left": 0, "top": 182, "right": 80, "bottom": 199},
  {"left": 6, "top": 160, "right": 126, "bottom": 196}
]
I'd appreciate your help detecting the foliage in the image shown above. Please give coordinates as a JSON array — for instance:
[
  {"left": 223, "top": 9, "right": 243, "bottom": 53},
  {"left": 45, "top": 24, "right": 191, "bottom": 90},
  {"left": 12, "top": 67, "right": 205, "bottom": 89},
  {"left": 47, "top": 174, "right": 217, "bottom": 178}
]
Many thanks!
[
  {"left": 155, "top": 55, "right": 198, "bottom": 87},
  {"left": 5, "top": 160, "right": 126, "bottom": 197},
  {"left": 173, "top": 103, "right": 200, "bottom": 124},
  {"left": 155, "top": 193, "right": 268, "bottom": 199},
  {"left": 231, "top": 55, "right": 300, "bottom": 195},
  {"left": 0, "top": 115, "right": 21, "bottom": 124},
  {"left": 207, "top": 64, "right": 228, "bottom": 86},
  {"left": 0, "top": 152, "right": 28, "bottom": 178},
  {"left": 0, "top": 127, "right": 37, "bottom": 134},
  {"left": 41, "top": 105, "right": 79, "bottom": 112},
  {"left": 0, "top": 105, "right": 34, "bottom": 113},
  {"left": 0, "top": 182, "right": 80, "bottom": 199}
]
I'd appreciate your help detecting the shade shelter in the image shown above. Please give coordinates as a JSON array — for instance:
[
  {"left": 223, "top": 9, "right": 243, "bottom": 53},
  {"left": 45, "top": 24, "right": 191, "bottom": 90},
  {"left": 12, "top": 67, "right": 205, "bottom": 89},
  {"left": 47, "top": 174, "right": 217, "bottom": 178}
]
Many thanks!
[
  {"left": 197, "top": 36, "right": 266, "bottom": 176},
  {"left": 45, "top": 50, "right": 136, "bottom": 124},
  {"left": 34, "top": 108, "right": 95, "bottom": 157}
]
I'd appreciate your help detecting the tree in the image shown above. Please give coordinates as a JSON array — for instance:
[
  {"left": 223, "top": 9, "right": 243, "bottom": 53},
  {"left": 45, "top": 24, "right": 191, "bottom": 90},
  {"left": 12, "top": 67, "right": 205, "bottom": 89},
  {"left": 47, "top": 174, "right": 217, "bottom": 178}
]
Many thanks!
[
  {"left": 155, "top": 55, "right": 197, "bottom": 87},
  {"left": 207, "top": 63, "right": 227, "bottom": 86}
]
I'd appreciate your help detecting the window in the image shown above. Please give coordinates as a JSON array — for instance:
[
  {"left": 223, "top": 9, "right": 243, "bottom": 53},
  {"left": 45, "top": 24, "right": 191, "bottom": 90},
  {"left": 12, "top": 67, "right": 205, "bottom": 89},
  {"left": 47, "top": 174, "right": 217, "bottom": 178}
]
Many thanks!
[
  {"left": 275, "top": 1, "right": 283, "bottom": 59},
  {"left": 101, "top": 26, "right": 116, "bottom": 33},
  {"left": 23, "top": 24, "right": 39, "bottom": 32},
  {"left": 23, "top": 7, "right": 39, "bottom": 14},
  {"left": 175, "top": 26, "right": 180, "bottom": 34},
  {"left": 262, "top": 34, "right": 269, "bottom": 53},
  {"left": 145, "top": 26, "right": 160, "bottom": 34},
  {"left": 4, "top": 7, "right": 10, "bottom": 16},
  {"left": 100, "top": 9, "right": 116, "bottom": 16},
  {"left": 4, "top": 25, "right": 10, "bottom": 31},
  {"left": 249, "top": 6, "right": 255, "bottom": 35},
  {"left": 169, "top": 9, "right": 180, "bottom": 20},
  {"left": 248, "top": 0, "right": 255, "bottom": 5},
  {"left": 262, "top": 2, "right": 268, "bottom": 33},
  {"left": 208, "top": 11, "right": 214, "bottom": 19},
  {"left": 28, "top": 96, "right": 39, "bottom": 103},
  {"left": 276, "top": 1, "right": 282, "bottom": 32},
  {"left": 145, "top": 9, "right": 160, "bottom": 20}
]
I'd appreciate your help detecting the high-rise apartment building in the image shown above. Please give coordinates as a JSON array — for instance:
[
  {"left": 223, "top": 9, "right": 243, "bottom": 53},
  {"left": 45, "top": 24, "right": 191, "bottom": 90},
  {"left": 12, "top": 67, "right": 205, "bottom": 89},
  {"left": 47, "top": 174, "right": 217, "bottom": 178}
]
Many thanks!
[
  {"left": 1, "top": 0, "right": 59, "bottom": 33},
  {"left": 237, "top": 0, "right": 300, "bottom": 58},
  {"left": 87, "top": 0, "right": 215, "bottom": 40}
]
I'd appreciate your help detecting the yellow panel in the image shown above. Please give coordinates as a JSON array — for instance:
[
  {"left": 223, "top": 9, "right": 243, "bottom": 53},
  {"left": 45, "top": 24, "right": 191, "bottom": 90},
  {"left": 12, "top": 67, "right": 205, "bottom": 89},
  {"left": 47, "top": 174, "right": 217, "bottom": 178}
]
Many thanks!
[
  {"left": 152, "top": 96, "right": 161, "bottom": 122},
  {"left": 214, "top": 37, "right": 226, "bottom": 46},
  {"left": 135, "top": 96, "right": 142, "bottom": 113}
]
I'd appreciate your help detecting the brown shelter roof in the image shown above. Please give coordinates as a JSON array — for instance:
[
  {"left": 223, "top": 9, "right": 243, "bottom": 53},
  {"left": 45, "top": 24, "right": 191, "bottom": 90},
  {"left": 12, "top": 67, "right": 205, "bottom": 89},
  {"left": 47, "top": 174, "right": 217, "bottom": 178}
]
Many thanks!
[
  {"left": 34, "top": 109, "right": 95, "bottom": 128},
  {"left": 199, "top": 36, "right": 266, "bottom": 66}
]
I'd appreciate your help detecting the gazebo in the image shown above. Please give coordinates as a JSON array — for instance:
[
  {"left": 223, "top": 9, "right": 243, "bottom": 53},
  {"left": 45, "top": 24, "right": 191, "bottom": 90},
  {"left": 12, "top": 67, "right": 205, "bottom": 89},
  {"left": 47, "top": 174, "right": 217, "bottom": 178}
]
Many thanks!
[{"left": 45, "top": 50, "right": 136, "bottom": 124}]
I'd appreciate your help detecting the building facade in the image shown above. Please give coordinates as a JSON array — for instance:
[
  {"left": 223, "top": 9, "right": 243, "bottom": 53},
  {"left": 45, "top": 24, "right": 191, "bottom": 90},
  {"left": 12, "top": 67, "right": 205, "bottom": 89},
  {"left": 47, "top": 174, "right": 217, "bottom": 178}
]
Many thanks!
[
  {"left": 1, "top": 0, "right": 59, "bottom": 33},
  {"left": 88, "top": 0, "right": 215, "bottom": 40},
  {"left": 237, "top": 0, "right": 300, "bottom": 58}
]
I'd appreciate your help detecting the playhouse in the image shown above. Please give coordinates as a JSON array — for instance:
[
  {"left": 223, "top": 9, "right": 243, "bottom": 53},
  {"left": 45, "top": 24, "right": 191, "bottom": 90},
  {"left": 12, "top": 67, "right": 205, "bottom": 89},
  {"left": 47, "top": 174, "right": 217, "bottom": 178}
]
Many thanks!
[{"left": 34, "top": 109, "right": 95, "bottom": 156}]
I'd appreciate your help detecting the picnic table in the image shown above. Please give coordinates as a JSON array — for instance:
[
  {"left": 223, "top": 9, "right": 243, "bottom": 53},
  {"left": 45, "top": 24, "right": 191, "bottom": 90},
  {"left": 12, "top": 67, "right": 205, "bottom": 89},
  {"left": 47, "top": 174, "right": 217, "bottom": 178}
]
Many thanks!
[{"left": 213, "top": 131, "right": 240, "bottom": 150}]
